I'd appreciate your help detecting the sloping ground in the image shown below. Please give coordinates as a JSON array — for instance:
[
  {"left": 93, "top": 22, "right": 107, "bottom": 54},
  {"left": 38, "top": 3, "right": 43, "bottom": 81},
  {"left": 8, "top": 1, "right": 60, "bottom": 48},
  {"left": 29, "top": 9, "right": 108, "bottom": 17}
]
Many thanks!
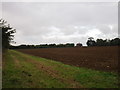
[
  {"left": 2, "top": 50, "right": 118, "bottom": 88},
  {"left": 17, "top": 46, "right": 119, "bottom": 72}
]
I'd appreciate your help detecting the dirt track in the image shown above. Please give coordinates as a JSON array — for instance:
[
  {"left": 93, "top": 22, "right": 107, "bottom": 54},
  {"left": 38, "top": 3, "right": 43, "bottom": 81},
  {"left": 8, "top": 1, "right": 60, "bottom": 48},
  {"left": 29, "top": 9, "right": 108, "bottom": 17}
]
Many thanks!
[{"left": 17, "top": 46, "right": 119, "bottom": 72}]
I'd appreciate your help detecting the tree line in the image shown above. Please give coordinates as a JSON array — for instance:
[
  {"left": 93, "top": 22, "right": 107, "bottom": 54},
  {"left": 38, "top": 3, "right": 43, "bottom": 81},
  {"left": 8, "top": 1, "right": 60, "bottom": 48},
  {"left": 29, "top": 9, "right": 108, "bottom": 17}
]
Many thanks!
[
  {"left": 86, "top": 37, "right": 120, "bottom": 46},
  {"left": 10, "top": 37, "right": 120, "bottom": 49},
  {"left": 9, "top": 43, "right": 75, "bottom": 49}
]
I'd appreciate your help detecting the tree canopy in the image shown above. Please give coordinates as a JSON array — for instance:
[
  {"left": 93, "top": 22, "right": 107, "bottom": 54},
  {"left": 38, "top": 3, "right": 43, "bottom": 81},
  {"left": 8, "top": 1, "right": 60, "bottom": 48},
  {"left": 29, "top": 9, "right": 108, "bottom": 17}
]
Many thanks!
[
  {"left": 0, "top": 19, "right": 16, "bottom": 51},
  {"left": 86, "top": 37, "right": 96, "bottom": 46},
  {"left": 86, "top": 37, "right": 120, "bottom": 46}
]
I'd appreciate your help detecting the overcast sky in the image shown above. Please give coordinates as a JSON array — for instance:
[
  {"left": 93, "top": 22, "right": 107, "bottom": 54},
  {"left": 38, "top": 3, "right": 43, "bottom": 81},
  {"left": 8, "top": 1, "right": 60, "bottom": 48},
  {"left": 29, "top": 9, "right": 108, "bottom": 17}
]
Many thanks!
[{"left": 2, "top": 1, "right": 118, "bottom": 46}]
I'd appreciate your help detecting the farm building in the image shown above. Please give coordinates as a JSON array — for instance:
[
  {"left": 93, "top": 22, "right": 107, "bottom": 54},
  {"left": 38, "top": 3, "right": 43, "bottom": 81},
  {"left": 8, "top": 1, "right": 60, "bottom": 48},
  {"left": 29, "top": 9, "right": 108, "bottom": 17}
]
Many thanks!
[{"left": 76, "top": 43, "right": 82, "bottom": 47}]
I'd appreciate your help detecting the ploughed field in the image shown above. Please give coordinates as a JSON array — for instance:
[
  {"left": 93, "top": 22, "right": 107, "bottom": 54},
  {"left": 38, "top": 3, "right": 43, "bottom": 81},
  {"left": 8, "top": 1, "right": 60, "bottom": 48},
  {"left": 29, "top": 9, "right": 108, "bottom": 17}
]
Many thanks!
[{"left": 17, "top": 46, "right": 119, "bottom": 72}]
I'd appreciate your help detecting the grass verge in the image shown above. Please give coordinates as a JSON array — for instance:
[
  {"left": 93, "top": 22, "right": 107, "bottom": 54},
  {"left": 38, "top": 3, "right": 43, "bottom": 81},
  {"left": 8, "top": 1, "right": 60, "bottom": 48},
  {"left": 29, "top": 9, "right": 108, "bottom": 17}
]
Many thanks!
[{"left": 2, "top": 50, "right": 118, "bottom": 88}]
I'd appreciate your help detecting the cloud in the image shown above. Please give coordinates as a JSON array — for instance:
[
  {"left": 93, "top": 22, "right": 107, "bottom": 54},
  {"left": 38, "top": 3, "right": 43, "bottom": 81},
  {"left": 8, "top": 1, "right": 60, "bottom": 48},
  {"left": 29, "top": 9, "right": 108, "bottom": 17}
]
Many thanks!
[
  {"left": 2, "top": 2, "right": 118, "bottom": 46},
  {"left": 2, "top": 0, "right": 119, "bottom": 2}
]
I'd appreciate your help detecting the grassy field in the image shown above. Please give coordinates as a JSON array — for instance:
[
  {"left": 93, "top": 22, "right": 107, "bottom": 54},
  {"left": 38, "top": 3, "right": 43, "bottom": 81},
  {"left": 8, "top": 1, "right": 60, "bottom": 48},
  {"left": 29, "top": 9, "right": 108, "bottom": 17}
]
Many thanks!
[{"left": 2, "top": 50, "right": 118, "bottom": 88}]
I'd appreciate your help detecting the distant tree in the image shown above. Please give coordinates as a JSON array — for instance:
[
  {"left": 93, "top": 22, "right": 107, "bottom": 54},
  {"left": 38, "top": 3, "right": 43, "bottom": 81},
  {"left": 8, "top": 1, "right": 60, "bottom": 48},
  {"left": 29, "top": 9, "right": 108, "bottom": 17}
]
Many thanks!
[
  {"left": 48, "top": 44, "right": 56, "bottom": 47},
  {"left": 57, "top": 44, "right": 65, "bottom": 47},
  {"left": 65, "top": 43, "right": 74, "bottom": 47},
  {"left": 95, "top": 38, "right": 120, "bottom": 46},
  {"left": 103, "top": 39, "right": 110, "bottom": 46},
  {"left": 86, "top": 37, "right": 96, "bottom": 46},
  {"left": 0, "top": 19, "right": 16, "bottom": 51},
  {"left": 96, "top": 39, "right": 104, "bottom": 46},
  {"left": 110, "top": 38, "right": 120, "bottom": 46}
]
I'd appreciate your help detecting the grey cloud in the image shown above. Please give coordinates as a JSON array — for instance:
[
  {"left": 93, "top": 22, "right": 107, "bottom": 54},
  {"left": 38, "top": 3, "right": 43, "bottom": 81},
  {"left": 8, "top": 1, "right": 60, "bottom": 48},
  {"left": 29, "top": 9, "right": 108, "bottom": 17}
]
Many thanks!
[{"left": 2, "top": 2, "right": 118, "bottom": 45}]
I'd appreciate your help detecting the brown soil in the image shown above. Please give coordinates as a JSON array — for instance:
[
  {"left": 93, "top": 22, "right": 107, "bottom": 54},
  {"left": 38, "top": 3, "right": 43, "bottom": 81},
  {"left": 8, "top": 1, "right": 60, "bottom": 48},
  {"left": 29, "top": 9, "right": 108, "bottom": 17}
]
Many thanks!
[{"left": 17, "top": 46, "right": 119, "bottom": 72}]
